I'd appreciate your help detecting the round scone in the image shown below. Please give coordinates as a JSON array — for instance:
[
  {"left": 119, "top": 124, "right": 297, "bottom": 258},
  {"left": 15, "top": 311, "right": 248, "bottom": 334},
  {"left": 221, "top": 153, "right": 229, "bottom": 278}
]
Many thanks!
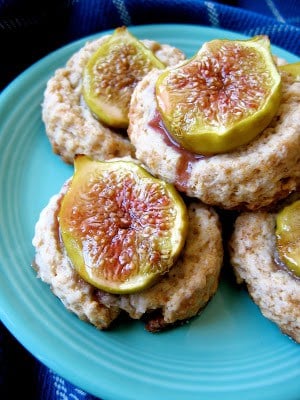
[
  {"left": 42, "top": 34, "right": 185, "bottom": 164},
  {"left": 32, "top": 162, "right": 223, "bottom": 332},
  {"left": 128, "top": 68, "right": 300, "bottom": 210},
  {"left": 97, "top": 200, "right": 223, "bottom": 332},
  {"left": 229, "top": 210, "right": 300, "bottom": 343}
]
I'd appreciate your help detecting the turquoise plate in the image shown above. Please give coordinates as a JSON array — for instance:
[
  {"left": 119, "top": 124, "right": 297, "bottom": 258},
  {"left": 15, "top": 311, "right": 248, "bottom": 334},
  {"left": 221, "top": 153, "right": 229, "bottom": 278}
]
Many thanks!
[{"left": 0, "top": 24, "right": 299, "bottom": 400}]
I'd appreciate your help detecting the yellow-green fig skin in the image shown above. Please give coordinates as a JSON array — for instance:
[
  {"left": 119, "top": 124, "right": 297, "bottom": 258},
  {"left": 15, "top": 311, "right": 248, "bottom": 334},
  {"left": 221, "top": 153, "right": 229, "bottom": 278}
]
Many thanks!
[
  {"left": 279, "top": 62, "right": 300, "bottom": 81},
  {"left": 156, "top": 36, "right": 282, "bottom": 155},
  {"left": 83, "top": 27, "right": 165, "bottom": 129},
  {"left": 275, "top": 200, "right": 300, "bottom": 278},
  {"left": 58, "top": 156, "right": 188, "bottom": 294}
]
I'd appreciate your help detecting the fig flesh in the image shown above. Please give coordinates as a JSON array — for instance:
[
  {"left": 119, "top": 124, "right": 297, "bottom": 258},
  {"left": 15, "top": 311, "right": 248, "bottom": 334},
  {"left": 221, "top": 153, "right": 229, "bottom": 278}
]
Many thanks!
[
  {"left": 59, "top": 156, "right": 188, "bottom": 294},
  {"left": 156, "top": 36, "right": 281, "bottom": 154},
  {"left": 279, "top": 61, "right": 300, "bottom": 81},
  {"left": 83, "top": 27, "right": 165, "bottom": 129},
  {"left": 275, "top": 200, "right": 300, "bottom": 277}
]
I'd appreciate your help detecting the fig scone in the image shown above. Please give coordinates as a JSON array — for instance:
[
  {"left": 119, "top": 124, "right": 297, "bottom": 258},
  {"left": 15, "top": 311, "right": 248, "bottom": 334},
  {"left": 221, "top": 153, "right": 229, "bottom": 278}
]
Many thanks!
[
  {"left": 128, "top": 37, "right": 300, "bottom": 210},
  {"left": 32, "top": 157, "right": 223, "bottom": 332},
  {"left": 229, "top": 196, "right": 300, "bottom": 343},
  {"left": 42, "top": 28, "right": 185, "bottom": 164}
]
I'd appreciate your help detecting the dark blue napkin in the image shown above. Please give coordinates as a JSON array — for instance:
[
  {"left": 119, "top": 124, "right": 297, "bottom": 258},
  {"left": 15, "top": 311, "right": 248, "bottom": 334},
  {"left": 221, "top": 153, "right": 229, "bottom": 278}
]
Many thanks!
[
  {"left": 1, "top": 1, "right": 300, "bottom": 399},
  {"left": 1, "top": 0, "right": 300, "bottom": 90}
]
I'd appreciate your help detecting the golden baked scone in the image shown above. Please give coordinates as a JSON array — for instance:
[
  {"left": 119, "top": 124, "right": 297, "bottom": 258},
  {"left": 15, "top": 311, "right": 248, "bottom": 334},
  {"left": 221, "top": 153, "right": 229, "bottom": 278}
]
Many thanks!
[
  {"left": 32, "top": 159, "right": 223, "bottom": 332},
  {"left": 42, "top": 35, "right": 185, "bottom": 164},
  {"left": 128, "top": 67, "right": 300, "bottom": 211},
  {"left": 229, "top": 208, "right": 300, "bottom": 343}
]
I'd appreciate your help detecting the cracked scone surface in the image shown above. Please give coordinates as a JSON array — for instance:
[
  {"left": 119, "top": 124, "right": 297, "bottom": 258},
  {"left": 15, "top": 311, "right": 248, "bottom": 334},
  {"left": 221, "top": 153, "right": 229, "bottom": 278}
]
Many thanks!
[
  {"left": 128, "top": 69, "right": 300, "bottom": 210},
  {"left": 98, "top": 201, "right": 223, "bottom": 330},
  {"left": 229, "top": 211, "right": 300, "bottom": 343},
  {"left": 42, "top": 35, "right": 185, "bottom": 164},
  {"left": 32, "top": 178, "right": 223, "bottom": 331},
  {"left": 32, "top": 183, "right": 120, "bottom": 330}
]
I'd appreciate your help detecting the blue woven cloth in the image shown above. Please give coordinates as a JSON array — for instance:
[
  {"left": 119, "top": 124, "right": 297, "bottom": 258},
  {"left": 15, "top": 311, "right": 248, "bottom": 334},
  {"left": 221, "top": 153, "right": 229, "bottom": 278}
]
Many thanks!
[
  {"left": 1, "top": 0, "right": 300, "bottom": 399},
  {"left": 1, "top": 0, "right": 300, "bottom": 90}
]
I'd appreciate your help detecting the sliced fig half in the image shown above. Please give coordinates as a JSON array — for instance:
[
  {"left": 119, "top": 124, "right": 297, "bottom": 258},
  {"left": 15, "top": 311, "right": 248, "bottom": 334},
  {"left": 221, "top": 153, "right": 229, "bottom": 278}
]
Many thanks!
[
  {"left": 279, "top": 61, "right": 300, "bottom": 81},
  {"left": 156, "top": 36, "right": 282, "bottom": 154},
  {"left": 83, "top": 27, "right": 165, "bottom": 129},
  {"left": 276, "top": 200, "right": 300, "bottom": 278},
  {"left": 59, "top": 156, "right": 188, "bottom": 294}
]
